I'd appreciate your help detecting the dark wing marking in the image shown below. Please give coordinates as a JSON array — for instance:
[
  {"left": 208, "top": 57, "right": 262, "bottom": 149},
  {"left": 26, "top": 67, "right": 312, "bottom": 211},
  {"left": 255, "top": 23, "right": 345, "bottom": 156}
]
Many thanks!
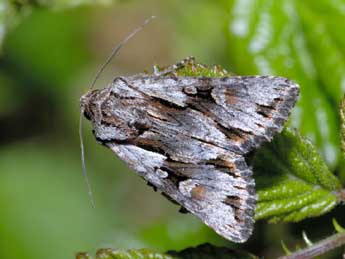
[
  {"left": 124, "top": 75, "right": 299, "bottom": 154},
  {"left": 81, "top": 74, "right": 299, "bottom": 243}
]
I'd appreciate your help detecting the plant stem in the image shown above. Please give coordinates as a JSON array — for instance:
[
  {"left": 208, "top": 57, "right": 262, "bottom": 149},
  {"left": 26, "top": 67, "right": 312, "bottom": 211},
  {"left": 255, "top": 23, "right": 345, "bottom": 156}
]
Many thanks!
[{"left": 277, "top": 231, "right": 345, "bottom": 259}]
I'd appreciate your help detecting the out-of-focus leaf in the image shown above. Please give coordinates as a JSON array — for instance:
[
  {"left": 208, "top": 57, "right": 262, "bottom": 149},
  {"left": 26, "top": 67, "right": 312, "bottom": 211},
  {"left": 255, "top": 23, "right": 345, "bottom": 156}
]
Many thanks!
[
  {"left": 0, "top": 72, "right": 19, "bottom": 115},
  {"left": 0, "top": 0, "right": 117, "bottom": 51},
  {"left": 139, "top": 215, "right": 226, "bottom": 252},
  {"left": 76, "top": 244, "right": 258, "bottom": 259},
  {"left": 225, "top": 0, "right": 343, "bottom": 167},
  {"left": 0, "top": 143, "right": 137, "bottom": 259},
  {"left": 297, "top": 1, "right": 345, "bottom": 103},
  {"left": 4, "top": 9, "right": 90, "bottom": 94},
  {"left": 23, "top": 0, "right": 116, "bottom": 9},
  {"left": 254, "top": 128, "right": 342, "bottom": 222},
  {"left": 168, "top": 1, "right": 228, "bottom": 65},
  {"left": 0, "top": 0, "right": 20, "bottom": 51}
]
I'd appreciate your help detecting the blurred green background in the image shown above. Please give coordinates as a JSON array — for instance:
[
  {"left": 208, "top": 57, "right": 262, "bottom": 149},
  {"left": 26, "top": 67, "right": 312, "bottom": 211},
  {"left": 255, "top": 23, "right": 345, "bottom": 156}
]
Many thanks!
[{"left": 1, "top": 0, "right": 345, "bottom": 258}]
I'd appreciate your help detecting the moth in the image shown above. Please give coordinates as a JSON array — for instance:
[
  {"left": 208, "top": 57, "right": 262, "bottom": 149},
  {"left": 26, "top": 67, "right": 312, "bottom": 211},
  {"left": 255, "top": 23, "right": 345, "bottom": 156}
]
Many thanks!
[{"left": 80, "top": 57, "right": 299, "bottom": 243}]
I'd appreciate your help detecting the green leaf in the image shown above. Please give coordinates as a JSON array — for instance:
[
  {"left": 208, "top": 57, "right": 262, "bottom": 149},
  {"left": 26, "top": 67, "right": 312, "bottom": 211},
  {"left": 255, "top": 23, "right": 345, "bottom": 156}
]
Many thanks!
[
  {"left": 77, "top": 248, "right": 175, "bottom": 259},
  {"left": 76, "top": 244, "right": 258, "bottom": 259},
  {"left": 254, "top": 128, "right": 341, "bottom": 222},
  {"left": 225, "top": 0, "right": 343, "bottom": 167},
  {"left": 297, "top": 1, "right": 345, "bottom": 103},
  {"left": 0, "top": 0, "right": 20, "bottom": 51}
]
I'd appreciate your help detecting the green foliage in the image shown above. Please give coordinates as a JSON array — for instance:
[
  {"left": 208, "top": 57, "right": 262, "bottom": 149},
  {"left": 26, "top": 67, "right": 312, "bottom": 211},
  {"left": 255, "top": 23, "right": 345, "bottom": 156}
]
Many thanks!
[
  {"left": 76, "top": 248, "right": 175, "bottom": 259},
  {"left": 76, "top": 244, "right": 257, "bottom": 259},
  {"left": 279, "top": 221, "right": 345, "bottom": 258},
  {"left": 1, "top": 0, "right": 345, "bottom": 258},
  {"left": 153, "top": 57, "right": 232, "bottom": 78},
  {"left": 0, "top": 0, "right": 18, "bottom": 50},
  {"left": 0, "top": 0, "right": 117, "bottom": 50},
  {"left": 175, "top": 63, "right": 231, "bottom": 78},
  {"left": 254, "top": 128, "right": 341, "bottom": 222},
  {"left": 225, "top": 0, "right": 345, "bottom": 167}
]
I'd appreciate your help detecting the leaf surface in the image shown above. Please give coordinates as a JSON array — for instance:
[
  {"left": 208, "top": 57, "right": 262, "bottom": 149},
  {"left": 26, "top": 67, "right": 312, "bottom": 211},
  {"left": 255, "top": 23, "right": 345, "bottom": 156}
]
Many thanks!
[
  {"left": 76, "top": 244, "right": 257, "bottom": 259},
  {"left": 254, "top": 128, "right": 341, "bottom": 222},
  {"left": 225, "top": 0, "right": 345, "bottom": 167}
]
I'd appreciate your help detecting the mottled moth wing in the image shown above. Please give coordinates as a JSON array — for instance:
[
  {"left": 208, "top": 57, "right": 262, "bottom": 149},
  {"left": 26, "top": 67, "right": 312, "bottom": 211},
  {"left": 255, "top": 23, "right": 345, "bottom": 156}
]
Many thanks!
[{"left": 81, "top": 73, "right": 299, "bottom": 242}]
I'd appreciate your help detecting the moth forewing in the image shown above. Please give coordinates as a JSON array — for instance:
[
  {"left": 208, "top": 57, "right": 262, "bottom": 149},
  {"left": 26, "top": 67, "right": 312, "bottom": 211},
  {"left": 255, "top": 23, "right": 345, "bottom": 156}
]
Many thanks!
[{"left": 81, "top": 60, "right": 299, "bottom": 243}]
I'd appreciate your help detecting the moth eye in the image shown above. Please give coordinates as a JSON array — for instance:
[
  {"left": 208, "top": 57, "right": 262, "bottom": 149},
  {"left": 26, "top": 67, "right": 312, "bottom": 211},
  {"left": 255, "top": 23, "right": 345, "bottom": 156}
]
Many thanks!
[
  {"left": 83, "top": 110, "right": 92, "bottom": 121},
  {"left": 190, "top": 185, "right": 207, "bottom": 201},
  {"left": 183, "top": 85, "right": 197, "bottom": 95}
]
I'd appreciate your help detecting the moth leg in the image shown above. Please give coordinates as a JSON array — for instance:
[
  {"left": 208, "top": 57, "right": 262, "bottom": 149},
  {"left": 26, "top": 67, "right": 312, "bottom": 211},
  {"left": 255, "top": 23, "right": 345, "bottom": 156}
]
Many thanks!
[
  {"left": 179, "top": 206, "right": 189, "bottom": 214},
  {"left": 153, "top": 56, "right": 195, "bottom": 76},
  {"left": 147, "top": 181, "right": 157, "bottom": 192}
]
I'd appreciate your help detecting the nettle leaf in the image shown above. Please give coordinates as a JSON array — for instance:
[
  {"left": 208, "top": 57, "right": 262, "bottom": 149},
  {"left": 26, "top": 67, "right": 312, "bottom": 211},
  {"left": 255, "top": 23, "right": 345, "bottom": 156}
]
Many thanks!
[
  {"left": 225, "top": 0, "right": 343, "bottom": 167},
  {"left": 76, "top": 244, "right": 258, "bottom": 259},
  {"left": 253, "top": 128, "right": 342, "bottom": 223},
  {"left": 76, "top": 248, "right": 175, "bottom": 259}
]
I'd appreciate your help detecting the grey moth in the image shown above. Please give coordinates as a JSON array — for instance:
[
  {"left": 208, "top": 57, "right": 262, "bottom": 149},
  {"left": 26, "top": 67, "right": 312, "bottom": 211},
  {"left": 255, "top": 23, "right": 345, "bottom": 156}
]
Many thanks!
[{"left": 80, "top": 57, "right": 299, "bottom": 243}]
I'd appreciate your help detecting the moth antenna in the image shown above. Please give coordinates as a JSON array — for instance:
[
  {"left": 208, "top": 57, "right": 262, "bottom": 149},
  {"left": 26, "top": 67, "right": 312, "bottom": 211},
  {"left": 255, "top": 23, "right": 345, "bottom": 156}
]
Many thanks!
[
  {"left": 79, "top": 16, "right": 156, "bottom": 208},
  {"left": 79, "top": 110, "right": 95, "bottom": 208},
  {"left": 89, "top": 15, "right": 156, "bottom": 90}
]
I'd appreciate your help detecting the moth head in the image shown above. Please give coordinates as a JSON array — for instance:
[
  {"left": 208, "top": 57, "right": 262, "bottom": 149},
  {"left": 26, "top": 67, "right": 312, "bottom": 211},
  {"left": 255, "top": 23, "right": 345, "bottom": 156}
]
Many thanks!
[
  {"left": 80, "top": 90, "right": 96, "bottom": 121},
  {"left": 80, "top": 87, "right": 150, "bottom": 143},
  {"left": 78, "top": 16, "right": 156, "bottom": 208}
]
